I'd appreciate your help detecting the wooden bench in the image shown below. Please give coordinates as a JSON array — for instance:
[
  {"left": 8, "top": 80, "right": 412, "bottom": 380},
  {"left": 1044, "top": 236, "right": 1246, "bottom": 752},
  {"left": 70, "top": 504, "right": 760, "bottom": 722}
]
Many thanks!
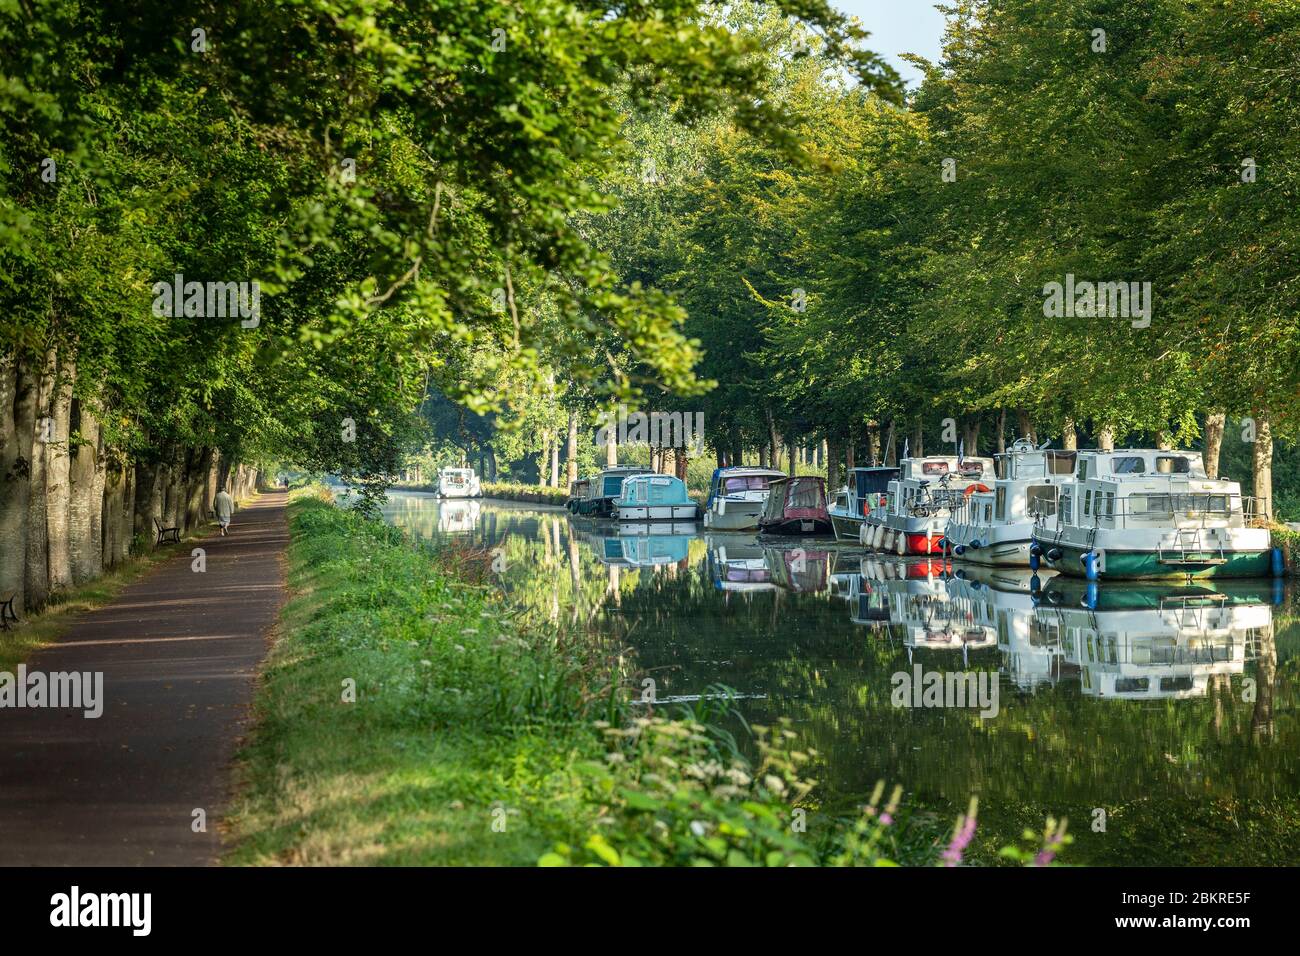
[
  {"left": 0, "top": 594, "right": 18, "bottom": 631},
  {"left": 153, "top": 517, "right": 181, "bottom": 547}
]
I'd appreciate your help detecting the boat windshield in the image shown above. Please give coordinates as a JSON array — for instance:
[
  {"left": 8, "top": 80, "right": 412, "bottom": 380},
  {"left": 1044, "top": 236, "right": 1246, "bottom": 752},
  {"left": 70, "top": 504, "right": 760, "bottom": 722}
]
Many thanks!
[
  {"left": 723, "top": 475, "right": 773, "bottom": 494},
  {"left": 602, "top": 476, "right": 625, "bottom": 496}
]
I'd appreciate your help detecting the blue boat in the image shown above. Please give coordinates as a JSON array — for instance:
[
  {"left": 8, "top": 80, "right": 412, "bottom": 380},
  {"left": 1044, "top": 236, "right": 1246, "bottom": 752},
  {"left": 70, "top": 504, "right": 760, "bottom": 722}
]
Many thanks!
[{"left": 613, "top": 474, "right": 700, "bottom": 523}]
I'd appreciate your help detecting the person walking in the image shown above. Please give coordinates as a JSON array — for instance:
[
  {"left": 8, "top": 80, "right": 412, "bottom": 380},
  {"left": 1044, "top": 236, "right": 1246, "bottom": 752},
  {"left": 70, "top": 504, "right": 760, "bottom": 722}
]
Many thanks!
[{"left": 214, "top": 487, "right": 235, "bottom": 536}]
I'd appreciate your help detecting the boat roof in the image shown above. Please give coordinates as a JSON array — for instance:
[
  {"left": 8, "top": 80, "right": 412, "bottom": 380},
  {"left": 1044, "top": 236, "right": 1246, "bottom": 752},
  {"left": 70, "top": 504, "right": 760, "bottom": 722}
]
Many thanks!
[
  {"left": 849, "top": 466, "right": 900, "bottom": 472},
  {"left": 715, "top": 467, "right": 786, "bottom": 477},
  {"left": 597, "top": 465, "right": 653, "bottom": 475}
]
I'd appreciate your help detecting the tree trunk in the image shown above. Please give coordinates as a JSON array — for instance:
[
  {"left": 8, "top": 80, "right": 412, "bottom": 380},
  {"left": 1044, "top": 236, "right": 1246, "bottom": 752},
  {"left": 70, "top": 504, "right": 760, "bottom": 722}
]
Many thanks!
[
  {"left": 827, "top": 437, "right": 840, "bottom": 491},
  {"left": 912, "top": 418, "right": 924, "bottom": 458},
  {"left": 786, "top": 438, "right": 796, "bottom": 477},
  {"left": 883, "top": 419, "right": 897, "bottom": 466},
  {"left": 962, "top": 419, "right": 981, "bottom": 457},
  {"left": 25, "top": 348, "right": 56, "bottom": 610},
  {"left": 1096, "top": 423, "right": 1115, "bottom": 452},
  {"left": 68, "top": 399, "right": 104, "bottom": 585},
  {"left": 867, "top": 422, "right": 881, "bottom": 466},
  {"left": 0, "top": 354, "right": 34, "bottom": 612},
  {"left": 565, "top": 411, "right": 579, "bottom": 485},
  {"left": 1252, "top": 411, "right": 1272, "bottom": 523},
  {"left": 766, "top": 409, "right": 780, "bottom": 473},
  {"left": 1061, "top": 415, "right": 1077, "bottom": 450},
  {"left": 675, "top": 446, "right": 688, "bottom": 482},
  {"left": 996, "top": 409, "right": 1007, "bottom": 455},
  {"left": 1015, "top": 408, "right": 1036, "bottom": 445},
  {"left": 45, "top": 353, "right": 75, "bottom": 595},
  {"left": 1203, "top": 411, "right": 1225, "bottom": 478},
  {"left": 604, "top": 419, "right": 618, "bottom": 466},
  {"left": 1155, "top": 430, "right": 1172, "bottom": 451}
]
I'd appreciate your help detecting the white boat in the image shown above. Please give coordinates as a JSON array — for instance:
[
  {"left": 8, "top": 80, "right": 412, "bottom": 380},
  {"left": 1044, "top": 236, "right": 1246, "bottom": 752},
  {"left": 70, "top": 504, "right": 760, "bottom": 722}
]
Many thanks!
[
  {"left": 436, "top": 466, "right": 482, "bottom": 498},
  {"left": 944, "top": 440, "right": 1079, "bottom": 566},
  {"left": 859, "top": 455, "right": 995, "bottom": 556},
  {"left": 1031, "top": 449, "right": 1279, "bottom": 580},
  {"left": 702, "top": 467, "right": 786, "bottom": 531},
  {"left": 828, "top": 467, "right": 898, "bottom": 542}
]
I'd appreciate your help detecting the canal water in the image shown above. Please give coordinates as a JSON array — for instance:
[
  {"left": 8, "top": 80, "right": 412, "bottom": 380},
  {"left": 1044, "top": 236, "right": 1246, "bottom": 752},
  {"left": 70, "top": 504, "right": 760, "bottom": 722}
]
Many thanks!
[{"left": 380, "top": 491, "right": 1300, "bottom": 866}]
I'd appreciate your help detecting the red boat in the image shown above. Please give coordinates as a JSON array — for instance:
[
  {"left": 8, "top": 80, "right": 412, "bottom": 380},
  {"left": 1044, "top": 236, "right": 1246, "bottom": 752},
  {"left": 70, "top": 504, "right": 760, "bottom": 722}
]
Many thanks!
[{"left": 758, "top": 476, "right": 832, "bottom": 535}]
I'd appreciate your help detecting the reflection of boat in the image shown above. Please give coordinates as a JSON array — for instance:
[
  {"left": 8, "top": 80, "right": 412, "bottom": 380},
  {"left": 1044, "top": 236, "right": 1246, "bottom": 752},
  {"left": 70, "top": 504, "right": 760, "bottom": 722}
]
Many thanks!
[
  {"left": 703, "top": 467, "right": 786, "bottom": 531},
  {"left": 758, "top": 476, "right": 831, "bottom": 535},
  {"left": 946, "top": 569, "right": 1066, "bottom": 691},
  {"left": 861, "top": 455, "right": 995, "bottom": 555},
  {"left": 595, "top": 534, "right": 692, "bottom": 567},
  {"left": 437, "top": 466, "right": 482, "bottom": 498},
  {"left": 574, "top": 466, "right": 652, "bottom": 517},
  {"left": 765, "top": 547, "right": 831, "bottom": 593},
  {"left": 945, "top": 440, "right": 1078, "bottom": 566},
  {"left": 1033, "top": 583, "right": 1268, "bottom": 699},
  {"left": 829, "top": 467, "right": 899, "bottom": 542},
  {"left": 852, "top": 557, "right": 995, "bottom": 653},
  {"left": 614, "top": 474, "right": 700, "bottom": 523},
  {"left": 1038, "top": 576, "right": 1281, "bottom": 612},
  {"left": 847, "top": 574, "right": 892, "bottom": 624},
  {"left": 1032, "top": 449, "right": 1279, "bottom": 580},
  {"left": 707, "top": 539, "right": 777, "bottom": 593},
  {"left": 437, "top": 497, "right": 482, "bottom": 533}
]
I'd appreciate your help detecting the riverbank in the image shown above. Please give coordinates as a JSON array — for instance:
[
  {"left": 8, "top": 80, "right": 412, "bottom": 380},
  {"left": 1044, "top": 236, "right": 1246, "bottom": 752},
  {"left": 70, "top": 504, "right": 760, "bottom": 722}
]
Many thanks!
[{"left": 228, "top": 492, "right": 1050, "bottom": 866}]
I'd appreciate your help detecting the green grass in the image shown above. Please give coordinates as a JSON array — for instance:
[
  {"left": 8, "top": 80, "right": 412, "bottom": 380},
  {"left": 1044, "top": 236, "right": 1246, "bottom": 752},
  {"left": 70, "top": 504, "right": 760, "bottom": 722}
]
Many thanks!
[{"left": 225, "top": 493, "right": 606, "bottom": 865}]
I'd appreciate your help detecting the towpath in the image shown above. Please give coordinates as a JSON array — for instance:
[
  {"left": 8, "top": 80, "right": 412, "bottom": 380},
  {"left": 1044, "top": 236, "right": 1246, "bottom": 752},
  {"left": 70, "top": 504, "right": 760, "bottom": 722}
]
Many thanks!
[{"left": 0, "top": 492, "right": 288, "bottom": 865}]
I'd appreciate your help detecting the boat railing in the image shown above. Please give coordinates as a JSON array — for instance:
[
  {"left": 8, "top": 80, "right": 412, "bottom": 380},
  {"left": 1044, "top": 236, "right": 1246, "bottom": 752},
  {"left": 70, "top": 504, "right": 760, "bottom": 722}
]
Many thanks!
[{"left": 1078, "top": 493, "right": 1269, "bottom": 530}]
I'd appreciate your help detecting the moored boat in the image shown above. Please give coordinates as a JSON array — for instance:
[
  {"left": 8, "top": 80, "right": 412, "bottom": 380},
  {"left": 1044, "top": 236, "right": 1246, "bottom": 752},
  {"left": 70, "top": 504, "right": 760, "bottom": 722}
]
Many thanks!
[
  {"left": 573, "top": 466, "right": 652, "bottom": 517},
  {"left": 829, "top": 466, "right": 899, "bottom": 542},
  {"left": 613, "top": 473, "right": 700, "bottom": 523},
  {"left": 1031, "top": 449, "right": 1282, "bottom": 580},
  {"left": 565, "top": 477, "right": 591, "bottom": 513},
  {"left": 944, "top": 440, "right": 1079, "bottom": 566},
  {"left": 757, "top": 476, "right": 831, "bottom": 535},
  {"left": 436, "top": 466, "right": 482, "bottom": 498},
  {"left": 702, "top": 467, "right": 786, "bottom": 531},
  {"left": 860, "top": 455, "right": 995, "bottom": 555}
]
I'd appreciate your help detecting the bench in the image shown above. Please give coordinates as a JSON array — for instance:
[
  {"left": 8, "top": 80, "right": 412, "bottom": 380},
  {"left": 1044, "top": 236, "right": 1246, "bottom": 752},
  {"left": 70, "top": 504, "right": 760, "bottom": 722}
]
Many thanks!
[
  {"left": 0, "top": 594, "right": 18, "bottom": 631},
  {"left": 153, "top": 517, "right": 181, "bottom": 547}
]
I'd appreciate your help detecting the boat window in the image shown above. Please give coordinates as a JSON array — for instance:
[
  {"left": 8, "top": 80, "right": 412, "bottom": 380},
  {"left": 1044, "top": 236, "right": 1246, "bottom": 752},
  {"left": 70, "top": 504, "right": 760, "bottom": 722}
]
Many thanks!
[
  {"left": 1026, "top": 484, "right": 1058, "bottom": 516},
  {"left": 1046, "top": 451, "right": 1077, "bottom": 475},
  {"left": 995, "top": 486, "right": 1007, "bottom": 520},
  {"left": 957, "top": 461, "right": 985, "bottom": 476},
  {"left": 602, "top": 476, "right": 624, "bottom": 496},
  {"left": 1115, "top": 678, "right": 1149, "bottom": 694},
  {"left": 724, "top": 475, "right": 773, "bottom": 494},
  {"left": 1059, "top": 490, "right": 1073, "bottom": 524},
  {"left": 1083, "top": 490, "right": 1093, "bottom": 516},
  {"left": 1112, "top": 456, "right": 1145, "bottom": 474},
  {"left": 1105, "top": 492, "right": 1115, "bottom": 518},
  {"left": 922, "top": 461, "right": 950, "bottom": 475},
  {"left": 1156, "top": 456, "right": 1191, "bottom": 474},
  {"left": 1160, "top": 677, "right": 1194, "bottom": 692},
  {"left": 1078, "top": 458, "right": 1089, "bottom": 481}
]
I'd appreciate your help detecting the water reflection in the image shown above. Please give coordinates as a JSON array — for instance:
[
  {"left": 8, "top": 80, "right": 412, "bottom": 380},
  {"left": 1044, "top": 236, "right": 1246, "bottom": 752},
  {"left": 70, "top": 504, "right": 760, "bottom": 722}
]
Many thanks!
[{"left": 379, "top": 492, "right": 1300, "bottom": 865}]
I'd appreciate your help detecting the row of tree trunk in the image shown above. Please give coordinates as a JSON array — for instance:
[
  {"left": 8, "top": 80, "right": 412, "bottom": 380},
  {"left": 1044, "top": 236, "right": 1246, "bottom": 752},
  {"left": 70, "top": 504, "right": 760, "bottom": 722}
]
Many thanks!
[{"left": 0, "top": 352, "right": 260, "bottom": 616}]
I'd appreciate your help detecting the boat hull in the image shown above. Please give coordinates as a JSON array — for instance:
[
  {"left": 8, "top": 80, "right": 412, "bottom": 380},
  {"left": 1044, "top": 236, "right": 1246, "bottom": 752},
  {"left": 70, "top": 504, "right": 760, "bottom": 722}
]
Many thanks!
[
  {"left": 704, "top": 500, "right": 764, "bottom": 531},
  {"left": 1037, "top": 540, "right": 1273, "bottom": 580},
  {"left": 759, "top": 517, "right": 832, "bottom": 536},
  {"left": 828, "top": 508, "right": 864, "bottom": 542},
  {"left": 615, "top": 504, "right": 699, "bottom": 522}
]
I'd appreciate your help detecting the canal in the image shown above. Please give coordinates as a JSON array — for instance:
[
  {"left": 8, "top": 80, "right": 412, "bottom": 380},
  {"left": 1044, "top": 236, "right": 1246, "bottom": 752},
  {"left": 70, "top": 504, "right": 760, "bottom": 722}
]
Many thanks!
[{"left": 381, "top": 490, "right": 1300, "bottom": 866}]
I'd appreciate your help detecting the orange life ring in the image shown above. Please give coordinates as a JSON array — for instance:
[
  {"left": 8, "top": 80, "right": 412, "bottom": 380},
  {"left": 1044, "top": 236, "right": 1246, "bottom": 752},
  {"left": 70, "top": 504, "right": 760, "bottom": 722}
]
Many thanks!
[{"left": 964, "top": 483, "right": 991, "bottom": 496}]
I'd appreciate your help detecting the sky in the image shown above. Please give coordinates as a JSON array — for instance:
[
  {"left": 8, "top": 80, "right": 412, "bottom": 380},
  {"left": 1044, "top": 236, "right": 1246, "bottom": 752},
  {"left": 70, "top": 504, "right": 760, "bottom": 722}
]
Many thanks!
[{"left": 832, "top": 1, "right": 947, "bottom": 87}]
